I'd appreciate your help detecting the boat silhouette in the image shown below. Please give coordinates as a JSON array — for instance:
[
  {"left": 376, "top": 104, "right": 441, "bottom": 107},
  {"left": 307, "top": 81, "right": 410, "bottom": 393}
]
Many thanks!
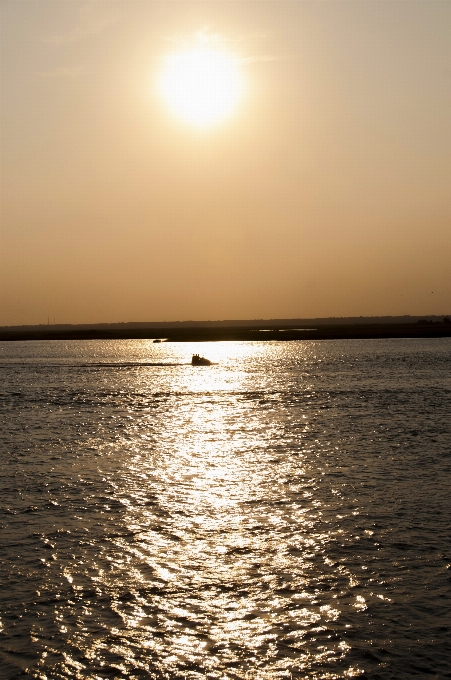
[{"left": 191, "top": 354, "right": 212, "bottom": 366}]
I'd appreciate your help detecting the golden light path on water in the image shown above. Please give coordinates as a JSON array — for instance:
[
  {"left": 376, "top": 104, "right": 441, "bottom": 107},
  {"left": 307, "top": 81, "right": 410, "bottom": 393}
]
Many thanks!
[
  {"left": 0, "top": 338, "right": 451, "bottom": 680},
  {"left": 44, "top": 341, "right": 366, "bottom": 679},
  {"left": 3, "top": 338, "right": 451, "bottom": 678}
]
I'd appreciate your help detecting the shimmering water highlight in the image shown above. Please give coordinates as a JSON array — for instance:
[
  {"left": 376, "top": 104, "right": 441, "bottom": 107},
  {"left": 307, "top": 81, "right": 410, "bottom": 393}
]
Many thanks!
[{"left": 0, "top": 339, "right": 450, "bottom": 679}]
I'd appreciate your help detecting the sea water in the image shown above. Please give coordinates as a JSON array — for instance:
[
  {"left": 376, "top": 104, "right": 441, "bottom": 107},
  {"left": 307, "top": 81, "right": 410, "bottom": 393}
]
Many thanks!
[{"left": 0, "top": 339, "right": 450, "bottom": 679}]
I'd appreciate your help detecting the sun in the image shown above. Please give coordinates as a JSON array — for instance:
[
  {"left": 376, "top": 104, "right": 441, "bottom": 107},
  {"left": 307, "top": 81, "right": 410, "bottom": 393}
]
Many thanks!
[{"left": 158, "top": 47, "right": 244, "bottom": 129}]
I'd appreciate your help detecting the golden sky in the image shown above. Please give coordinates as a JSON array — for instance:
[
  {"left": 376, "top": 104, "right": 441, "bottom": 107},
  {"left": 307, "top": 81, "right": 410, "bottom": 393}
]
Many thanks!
[{"left": 1, "top": 1, "right": 450, "bottom": 325}]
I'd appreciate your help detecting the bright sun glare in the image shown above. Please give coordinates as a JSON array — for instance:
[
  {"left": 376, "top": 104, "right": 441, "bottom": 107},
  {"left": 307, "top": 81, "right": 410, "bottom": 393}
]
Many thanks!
[{"left": 158, "top": 47, "right": 244, "bottom": 128}]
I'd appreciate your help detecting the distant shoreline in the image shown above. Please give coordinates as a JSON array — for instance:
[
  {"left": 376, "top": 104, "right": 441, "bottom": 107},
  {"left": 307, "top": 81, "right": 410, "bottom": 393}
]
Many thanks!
[
  {"left": 1, "top": 320, "right": 450, "bottom": 342},
  {"left": 1, "top": 314, "right": 450, "bottom": 332}
]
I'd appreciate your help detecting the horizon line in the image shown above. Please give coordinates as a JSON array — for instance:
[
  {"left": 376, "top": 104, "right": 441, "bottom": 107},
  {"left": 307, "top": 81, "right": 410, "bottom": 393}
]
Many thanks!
[{"left": 1, "top": 313, "right": 450, "bottom": 330}]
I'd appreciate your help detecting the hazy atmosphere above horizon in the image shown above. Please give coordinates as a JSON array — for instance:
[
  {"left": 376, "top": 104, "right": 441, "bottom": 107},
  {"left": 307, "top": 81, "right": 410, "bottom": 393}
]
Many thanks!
[{"left": 1, "top": 0, "right": 450, "bottom": 326}]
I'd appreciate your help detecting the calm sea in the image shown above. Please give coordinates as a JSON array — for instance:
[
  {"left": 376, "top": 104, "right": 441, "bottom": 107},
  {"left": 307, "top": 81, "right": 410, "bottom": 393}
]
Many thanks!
[{"left": 0, "top": 339, "right": 450, "bottom": 680}]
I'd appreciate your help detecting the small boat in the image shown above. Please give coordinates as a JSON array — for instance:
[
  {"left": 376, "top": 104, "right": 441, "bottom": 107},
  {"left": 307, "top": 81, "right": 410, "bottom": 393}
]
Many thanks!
[
  {"left": 192, "top": 354, "right": 211, "bottom": 366},
  {"left": 153, "top": 339, "right": 162, "bottom": 343}
]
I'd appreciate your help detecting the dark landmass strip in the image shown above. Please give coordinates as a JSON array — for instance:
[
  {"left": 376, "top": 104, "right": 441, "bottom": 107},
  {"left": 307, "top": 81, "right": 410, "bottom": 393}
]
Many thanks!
[
  {"left": 1, "top": 314, "right": 450, "bottom": 333},
  {"left": 1, "top": 319, "right": 450, "bottom": 342}
]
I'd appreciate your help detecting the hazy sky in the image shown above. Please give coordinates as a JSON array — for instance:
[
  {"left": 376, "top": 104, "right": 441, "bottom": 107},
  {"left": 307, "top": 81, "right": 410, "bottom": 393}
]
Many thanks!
[{"left": 1, "top": 0, "right": 450, "bottom": 325}]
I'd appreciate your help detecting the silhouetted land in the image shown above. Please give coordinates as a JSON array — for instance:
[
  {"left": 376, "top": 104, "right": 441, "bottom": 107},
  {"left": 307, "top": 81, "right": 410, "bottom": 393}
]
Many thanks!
[{"left": 1, "top": 317, "right": 450, "bottom": 342}]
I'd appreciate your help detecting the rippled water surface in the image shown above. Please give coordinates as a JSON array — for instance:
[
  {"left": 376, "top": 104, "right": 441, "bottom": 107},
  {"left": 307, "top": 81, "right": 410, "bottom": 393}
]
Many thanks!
[{"left": 0, "top": 339, "right": 450, "bottom": 679}]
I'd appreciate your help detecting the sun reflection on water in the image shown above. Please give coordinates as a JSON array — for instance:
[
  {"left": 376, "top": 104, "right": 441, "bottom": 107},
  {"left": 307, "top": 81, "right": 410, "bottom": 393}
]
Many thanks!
[
  {"left": 66, "top": 342, "right": 363, "bottom": 678},
  {"left": 1, "top": 340, "right": 384, "bottom": 679},
  {"left": 3, "top": 339, "right": 449, "bottom": 678}
]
